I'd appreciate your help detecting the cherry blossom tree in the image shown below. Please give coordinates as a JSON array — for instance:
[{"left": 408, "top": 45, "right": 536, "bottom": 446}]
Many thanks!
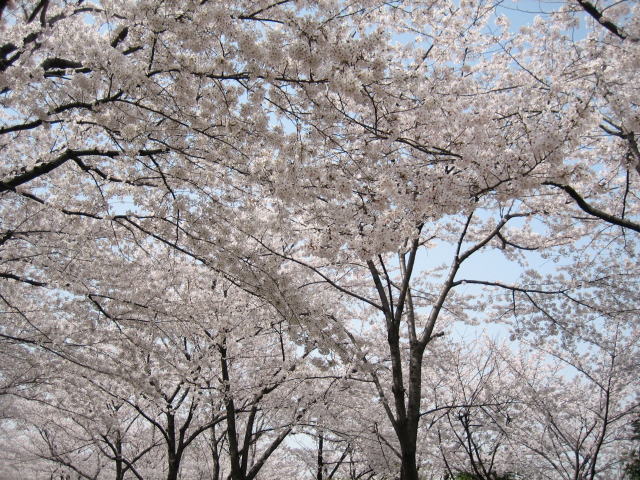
[{"left": 1, "top": 1, "right": 639, "bottom": 480}]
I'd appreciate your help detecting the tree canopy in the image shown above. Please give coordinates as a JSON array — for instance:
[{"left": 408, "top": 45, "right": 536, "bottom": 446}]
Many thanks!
[{"left": 0, "top": 1, "right": 639, "bottom": 479}]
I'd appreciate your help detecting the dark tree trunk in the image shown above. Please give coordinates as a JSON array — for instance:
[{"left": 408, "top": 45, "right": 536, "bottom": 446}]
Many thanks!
[
  {"left": 219, "top": 338, "right": 244, "bottom": 480},
  {"left": 167, "top": 460, "right": 180, "bottom": 480},
  {"left": 317, "top": 432, "right": 324, "bottom": 480},
  {"left": 114, "top": 432, "right": 124, "bottom": 480},
  {"left": 166, "top": 411, "right": 184, "bottom": 480}
]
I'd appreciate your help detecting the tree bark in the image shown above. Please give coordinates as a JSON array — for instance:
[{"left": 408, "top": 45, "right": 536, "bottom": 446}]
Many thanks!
[
  {"left": 219, "top": 338, "right": 244, "bottom": 480},
  {"left": 317, "top": 432, "right": 324, "bottom": 480}
]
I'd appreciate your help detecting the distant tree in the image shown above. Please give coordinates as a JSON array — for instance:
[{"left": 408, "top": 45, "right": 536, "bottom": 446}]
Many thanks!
[
  {"left": 448, "top": 473, "right": 515, "bottom": 480},
  {"left": 625, "top": 417, "right": 640, "bottom": 480},
  {"left": 1, "top": 2, "right": 638, "bottom": 480}
]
